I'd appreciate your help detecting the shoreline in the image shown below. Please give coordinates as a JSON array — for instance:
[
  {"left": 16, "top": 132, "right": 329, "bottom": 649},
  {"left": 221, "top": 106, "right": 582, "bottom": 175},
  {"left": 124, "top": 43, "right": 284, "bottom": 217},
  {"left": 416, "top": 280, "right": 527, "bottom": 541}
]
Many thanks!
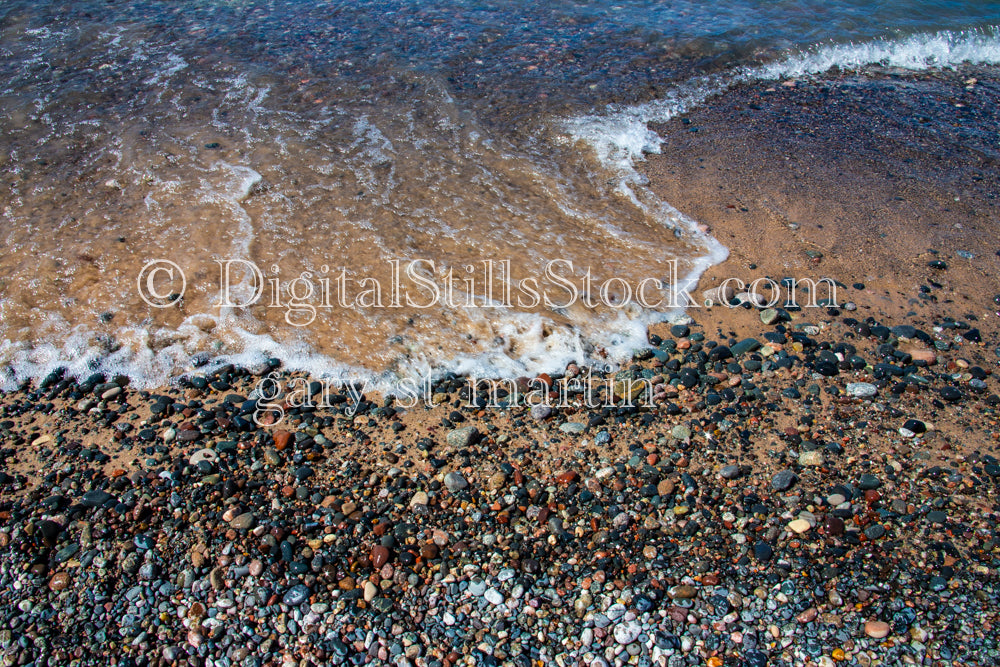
[{"left": 2, "top": 67, "right": 1000, "bottom": 666}]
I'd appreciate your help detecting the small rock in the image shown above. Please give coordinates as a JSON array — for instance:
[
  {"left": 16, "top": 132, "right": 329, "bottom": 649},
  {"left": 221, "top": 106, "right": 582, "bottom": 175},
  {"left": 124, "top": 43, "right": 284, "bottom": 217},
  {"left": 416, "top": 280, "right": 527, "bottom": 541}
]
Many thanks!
[
  {"left": 444, "top": 471, "right": 468, "bottom": 492},
  {"left": 865, "top": 620, "right": 891, "bottom": 639},
  {"left": 857, "top": 474, "right": 881, "bottom": 491},
  {"left": 771, "top": 470, "right": 798, "bottom": 492},
  {"left": 798, "top": 451, "right": 824, "bottom": 467},
  {"left": 846, "top": 382, "right": 877, "bottom": 398},
  {"left": 668, "top": 585, "right": 697, "bottom": 600},
  {"left": 189, "top": 448, "right": 218, "bottom": 466},
  {"left": 719, "top": 465, "right": 741, "bottom": 480},
  {"left": 273, "top": 430, "right": 292, "bottom": 450},
  {"left": 657, "top": 479, "right": 675, "bottom": 496},
  {"left": 48, "top": 572, "right": 70, "bottom": 592},
  {"left": 282, "top": 584, "right": 311, "bottom": 607},
  {"left": 559, "top": 422, "right": 586, "bottom": 434},
  {"left": 530, "top": 405, "right": 552, "bottom": 421},
  {"left": 446, "top": 425, "right": 478, "bottom": 448},
  {"left": 371, "top": 545, "right": 391, "bottom": 568},
  {"left": 788, "top": 519, "right": 811, "bottom": 534},
  {"left": 486, "top": 472, "right": 506, "bottom": 491}
]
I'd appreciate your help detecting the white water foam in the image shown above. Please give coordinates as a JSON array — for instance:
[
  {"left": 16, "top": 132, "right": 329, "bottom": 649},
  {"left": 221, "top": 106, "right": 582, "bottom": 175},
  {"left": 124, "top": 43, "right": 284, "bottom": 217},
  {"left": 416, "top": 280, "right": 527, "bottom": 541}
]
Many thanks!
[{"left": 753, "top": 25, "right": 1000, "bottom": 81}]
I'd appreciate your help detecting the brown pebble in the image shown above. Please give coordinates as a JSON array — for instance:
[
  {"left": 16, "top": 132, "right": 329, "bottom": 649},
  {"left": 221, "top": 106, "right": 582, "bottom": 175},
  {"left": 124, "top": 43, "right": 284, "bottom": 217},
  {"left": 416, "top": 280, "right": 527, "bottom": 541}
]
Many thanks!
[
  {"left": 273, "top": 430, "right": 292, "bottom": 450},
  {"left": 371, "top": 545, "right": 391, "bottom": 568},
  {"left": 823, "top": 515, "right": 845, "bottom": 536},
  {"left": 556, "top": 470, "right": 579, "bottom": 485},
  {"left": 865, "top": 620, "right": 890, "bottom": 639},
  {"left": 48, "top": 572, "right": 70, "bottom": 592},
  {"left": 668, "top": 584, "right": 697, "bottom": 600}
]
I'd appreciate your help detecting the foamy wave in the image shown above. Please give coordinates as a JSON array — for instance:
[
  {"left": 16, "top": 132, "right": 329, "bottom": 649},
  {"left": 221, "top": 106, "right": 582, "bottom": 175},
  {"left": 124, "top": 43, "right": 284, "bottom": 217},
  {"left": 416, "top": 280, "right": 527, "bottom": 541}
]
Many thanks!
[
  {"left": 753, "top": 25, "right": 1000, "bottom": 81},
  {"left": 565, "top": 27, "right": 1000, "bottom": 178},
  {"left": 0, "top": 306, "right": 676, "bottom": 395}
]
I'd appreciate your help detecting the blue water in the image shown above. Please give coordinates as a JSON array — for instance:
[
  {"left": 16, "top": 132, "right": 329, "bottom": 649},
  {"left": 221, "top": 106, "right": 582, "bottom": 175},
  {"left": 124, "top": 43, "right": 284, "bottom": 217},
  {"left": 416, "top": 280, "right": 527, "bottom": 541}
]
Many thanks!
[{"left": 3, "top": 0, "right": 998, "bottom": 116}]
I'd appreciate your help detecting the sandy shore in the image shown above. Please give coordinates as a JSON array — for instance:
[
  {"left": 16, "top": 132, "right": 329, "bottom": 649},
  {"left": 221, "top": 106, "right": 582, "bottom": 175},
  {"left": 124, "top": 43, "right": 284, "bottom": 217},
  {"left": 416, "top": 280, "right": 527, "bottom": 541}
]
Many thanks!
[{"left": 1, "top": 65, "right": 999, "bottom": 667}]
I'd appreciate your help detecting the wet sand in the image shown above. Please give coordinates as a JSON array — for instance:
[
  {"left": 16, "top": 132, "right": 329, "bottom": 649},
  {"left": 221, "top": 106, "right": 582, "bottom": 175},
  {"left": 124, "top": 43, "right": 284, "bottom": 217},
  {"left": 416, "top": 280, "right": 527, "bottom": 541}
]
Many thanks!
[{"left": 646, "top": 64, "right": 1000, "bottom": 343}]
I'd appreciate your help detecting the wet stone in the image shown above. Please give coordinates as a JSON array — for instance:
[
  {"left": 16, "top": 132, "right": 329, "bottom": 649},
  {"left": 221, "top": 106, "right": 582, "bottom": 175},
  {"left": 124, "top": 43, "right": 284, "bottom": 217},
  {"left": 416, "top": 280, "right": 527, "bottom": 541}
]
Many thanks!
[
  {"left": 927, "top": 510, "right": 947, "bottom": 524},
  {"left": 846, "top": 382, "right": 877, "bottom": 398},
  {"left": 282, "top": 584, "right": 311, "bottom": 607},
  {"left": 719, "top": 465, "right": 741, "bottom": 480},
  {"left": 48, "top": 572, "right": 70, "bottom": 592},
  {"left": 865, "top": 620, "right": 890, "bottom": 639},
  {"left": 176, "top": 429, "right": 200, "bottom": 442},
  {"left": 371, "top": 545, "right": 391, "bottom": 568},
  {"left": 940, "top": 386, "right": 963, "bottom": 402},
  {"left": 864, "top": 524, "right": 886, "bottom": 540},
  {"left": 824, "top": 516, "right": 845, "bottom": 536},
  {"left": 731, "top": 338, "right": 761, "bottom": 355},
  {"left": 134, "top": 534, "right": 155, "bottom": 550},
  {"left": 772, "top": 470, "right": 798, "bottom": 492},
  {"left": 444, "top": 471, "right": 468, "bottom": 492},
  {"left": 857, "top": 474, "right": 881, "bottom": 491},
  {"left": 54, "top": 543, "right": 79, "bottom": 563},
  {"left": 80, "top": 490, "right": 112, "bottom": 507},
  {"left": 668, "top": 585, "right": 697, "bottom": 600}
]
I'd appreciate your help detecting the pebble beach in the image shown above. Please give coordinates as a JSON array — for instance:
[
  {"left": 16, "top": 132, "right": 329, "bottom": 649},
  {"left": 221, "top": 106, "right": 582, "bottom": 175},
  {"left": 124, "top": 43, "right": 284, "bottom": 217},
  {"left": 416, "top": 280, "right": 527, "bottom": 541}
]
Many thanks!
[{"left": 3, "top": 263, "right": 1000, "bottom": 666}]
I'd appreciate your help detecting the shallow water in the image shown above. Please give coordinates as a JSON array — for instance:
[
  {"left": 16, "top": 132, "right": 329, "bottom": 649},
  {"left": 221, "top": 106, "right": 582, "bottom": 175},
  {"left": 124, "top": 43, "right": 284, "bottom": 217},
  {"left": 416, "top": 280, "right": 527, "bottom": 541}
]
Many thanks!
[{"left": 0, "top": 1, "right": 999, "bottom": 389}]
